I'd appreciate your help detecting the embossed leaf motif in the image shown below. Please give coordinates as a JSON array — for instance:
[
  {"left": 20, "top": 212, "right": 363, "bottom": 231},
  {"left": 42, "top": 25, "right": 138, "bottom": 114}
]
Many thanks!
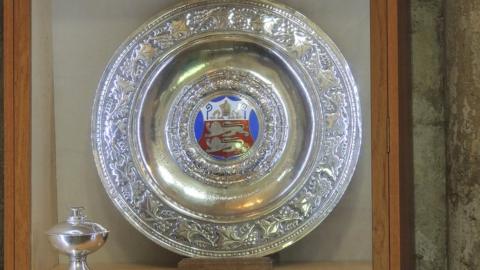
[
  {"left": 318, "top": 65, "right": 340, "bottom": 91},
  {"left": 258, "top": 219, "right": 281, "bottom": 236},
  {"left": 316, "top": 167, "right": 334, "bottom": 185},
  {"left": 326, "top": 113, "right": 339, "bottom": 129},
  {"left": 218, "top": 225, "right": 255, "bottom": 248},
  {"left": 115, "top": 77, "right": 135, "bottom": 94},
  {"left": 177, "top": 220, "right": 214, "bottom": 246},
  {"left": 292, "top": 192, "right": 315, "bottom": 217},
  {"left": 251, "top": 15, "right": 280, "bottom": 35},
  {"left": 204, "top": 9, "right": 229, "bottom": 29},
  {"left": 170, "top": 19, "right": 189, "bottom": 39},
  {"left": 147, "top": 206, "right": 178, "bottom": 233},
  {"left": 320, "top": 137, "right": 345, "bottom": 177},
  {"left": 290, "top": 32, "right": 312, "bottom": 59},
  {"left": 130, "top": 181, "right": 150, "bottom": 210},
  {"left": 188, "top": 7, "right": 232, "bottom": 30},
  {"left": 109, "top": 162, "right": 126, "bottom": 187},
  {"left": 263, "top": 17, "right": 280, "bottom": 34},
  {"left": 144, "top": 197, "right": 168, "bottom": 221},
  {"left": 313, "top": 178, "right": 333, "bottom": 199},
  {"left": 137, "top": 43, "right": 157, "bottom": 63},
  {"left": 107, "top": 77, "right": 136, "bottom": 120}
]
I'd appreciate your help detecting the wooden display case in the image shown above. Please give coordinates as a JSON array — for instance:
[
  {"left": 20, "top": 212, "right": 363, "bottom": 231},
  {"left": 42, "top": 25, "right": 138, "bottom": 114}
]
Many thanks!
[{"left": 3, "top": 0, "right": 412, "bottom": 269}]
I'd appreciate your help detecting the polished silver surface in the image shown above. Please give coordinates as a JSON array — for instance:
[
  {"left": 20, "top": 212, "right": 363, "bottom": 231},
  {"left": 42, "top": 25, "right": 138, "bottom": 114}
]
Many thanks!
[
  {"left": 92, "top": 0, "right": 361, "bottom": 257},
  {"left": 47, "top": 207, "right": 109, "bottom": 270}
]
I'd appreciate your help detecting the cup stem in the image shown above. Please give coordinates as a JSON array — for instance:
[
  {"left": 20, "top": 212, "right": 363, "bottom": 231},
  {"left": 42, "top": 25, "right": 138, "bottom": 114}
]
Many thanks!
[{"left": 69, "top": 255, "right": 90, "bottom": 270}]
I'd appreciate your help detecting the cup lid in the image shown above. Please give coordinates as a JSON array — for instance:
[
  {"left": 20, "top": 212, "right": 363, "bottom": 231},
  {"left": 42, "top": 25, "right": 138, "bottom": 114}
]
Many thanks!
[{"left": 47, "top": 207, "right": 108, "bottom": 236}]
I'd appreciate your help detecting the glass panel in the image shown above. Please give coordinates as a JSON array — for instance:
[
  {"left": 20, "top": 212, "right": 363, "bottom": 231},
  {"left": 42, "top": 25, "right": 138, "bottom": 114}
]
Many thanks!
[{"left": 31, "top": 0, "right": 371, "bottom": 268}]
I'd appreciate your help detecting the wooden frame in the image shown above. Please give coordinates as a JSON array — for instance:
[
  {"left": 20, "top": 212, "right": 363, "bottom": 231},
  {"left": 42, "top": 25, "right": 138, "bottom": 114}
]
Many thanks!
[
  {"left": 371, "top": 0, "right": 413, "bottom": 269},
  {"left": 4, "top": 0, "right": 31, "bottom": 269},
  {"left": 3, "top": 0, "right": 413, "bottom": 269}
]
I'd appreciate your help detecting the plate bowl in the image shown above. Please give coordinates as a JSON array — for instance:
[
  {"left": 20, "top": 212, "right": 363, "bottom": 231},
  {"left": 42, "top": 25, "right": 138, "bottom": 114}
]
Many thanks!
[{"left": 131, "top": 34, "right": 316, "bottom": 222}]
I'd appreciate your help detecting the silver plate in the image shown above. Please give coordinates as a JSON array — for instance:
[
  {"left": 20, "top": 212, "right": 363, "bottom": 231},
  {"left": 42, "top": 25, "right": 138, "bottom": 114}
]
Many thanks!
[{"left": 92, "top": 0, "right": 361, "bottom": 257}]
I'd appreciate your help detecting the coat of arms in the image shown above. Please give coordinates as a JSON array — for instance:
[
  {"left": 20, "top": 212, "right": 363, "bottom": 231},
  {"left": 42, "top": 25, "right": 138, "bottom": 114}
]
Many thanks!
[{"left": 194, "top": 95, "right": 259, "bottom": 160}]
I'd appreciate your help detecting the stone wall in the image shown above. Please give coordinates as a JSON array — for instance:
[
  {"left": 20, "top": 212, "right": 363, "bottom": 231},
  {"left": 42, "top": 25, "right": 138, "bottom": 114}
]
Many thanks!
[
  {"left": 413, "top": 0, "right": 480, "bottom": 269},
  {"left": 411, "top": 0, "right": 448, "bottom": 269},
  {"left": 445, "top": 1, "right": 480, "bottom": 269}
]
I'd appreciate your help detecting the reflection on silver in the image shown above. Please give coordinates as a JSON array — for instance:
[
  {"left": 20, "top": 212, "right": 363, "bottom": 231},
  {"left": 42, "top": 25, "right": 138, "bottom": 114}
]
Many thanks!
[
  {"left": 47, "top": 207, "right": 109, "bottom": 270},
  {"left": 92, "top": 0, "right": 361, "bottom": 257}
]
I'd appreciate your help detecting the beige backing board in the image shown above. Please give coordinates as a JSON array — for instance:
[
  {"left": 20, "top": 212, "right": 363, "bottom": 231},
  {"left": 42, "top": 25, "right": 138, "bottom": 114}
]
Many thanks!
[{"left": 31, "top": 0, "right": 371, "bottom": 268}]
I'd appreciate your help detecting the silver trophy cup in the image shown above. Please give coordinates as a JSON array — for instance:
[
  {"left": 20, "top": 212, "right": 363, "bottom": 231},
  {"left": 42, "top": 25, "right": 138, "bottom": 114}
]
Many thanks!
[{"left": 47, "top": 207, "right": 109, "bottom": 270}]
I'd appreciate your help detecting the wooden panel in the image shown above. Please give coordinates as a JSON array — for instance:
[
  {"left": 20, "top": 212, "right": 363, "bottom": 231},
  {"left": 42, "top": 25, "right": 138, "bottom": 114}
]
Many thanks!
[
  {"left": 52, "top": 264, "right": 176, "bottom": 270},
  {"left": 3, "top": 0, "right": 31, "bottom": 270},
  {"left": 387, "top": 0, "right": 414, "bottom": 270},
  {"left": 52, "top": 262, "right": 371, "bottom": 270},
  {"left": 276, "top": 262, "right": 372, "bottom": 270},
  {"left": 3, "top": 0, "right": 15, "bottom": 269},
  {"left": 370, "top": 0, "right": 390, "bottom": 269},
  {"left": 371, "top": 0, "right": 413, "bottom": 270},
  {"left": 178, "top": 258, "right": 273, "bottom": 270}
]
